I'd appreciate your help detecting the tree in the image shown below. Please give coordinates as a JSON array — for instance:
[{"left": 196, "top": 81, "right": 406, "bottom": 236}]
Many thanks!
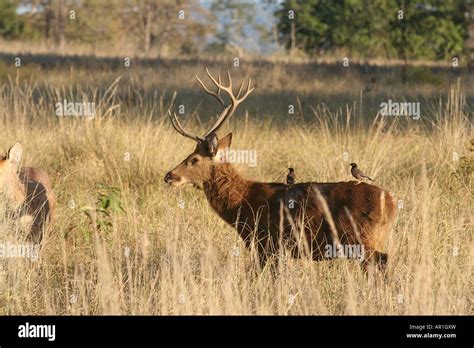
[
  {"left": 275, "top": 0, "right": 468, "bottom": 60},
  {"left": 117, "top": 0, "right": 213, "bottom": 55},
  {"left": 390, "top": 0, "right": 468, "bottom": 61},
  {"left": 208, "top": 1, "right": 256, "bottom": 54},
  {"left": 276, "top": 0, "right": 334, "bottom": 55},
  {"left": 0, "top": 0, "right": 24, "bottom": 39},
  {"left": 10, "top": 1, "right": 213, "bottom": 56},
  {"left": 17, "top": 0, "right": 69, "bottom": 46}
]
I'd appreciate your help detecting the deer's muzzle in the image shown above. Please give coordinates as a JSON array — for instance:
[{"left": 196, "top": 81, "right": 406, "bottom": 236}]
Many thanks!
[{"left": 164, "top": 171, "right": 180, "bottom": 185}]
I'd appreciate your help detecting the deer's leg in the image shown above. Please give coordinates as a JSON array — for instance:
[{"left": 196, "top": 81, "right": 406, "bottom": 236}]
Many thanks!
[
  {"left": 254, "top": 237, "right": 280, "bottom": 275},
  {"left": 256, "top": 251, "right": 280, "bottom": 277},
  {"left": 361, "top": 250, "right": 388, "bottom": 273},
  {"left": 28, "top": 219, "right": 44, "bottom": 245},
  {"left": 375, "top": 251, "right": 388, "bottom": 271}
]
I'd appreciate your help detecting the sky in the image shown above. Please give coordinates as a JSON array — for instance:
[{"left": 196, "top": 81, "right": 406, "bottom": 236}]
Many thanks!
[{"left": 201, "top": 1, "right": 283, "bottom": 53}]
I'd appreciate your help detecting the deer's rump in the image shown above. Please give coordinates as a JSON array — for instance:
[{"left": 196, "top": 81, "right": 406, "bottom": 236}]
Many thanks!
[
  {"left": 20, "top": 168, "right": 55, "bottom": 243},
  {"left": 20, "top": 167, "right": 56, "bottom": 214}
]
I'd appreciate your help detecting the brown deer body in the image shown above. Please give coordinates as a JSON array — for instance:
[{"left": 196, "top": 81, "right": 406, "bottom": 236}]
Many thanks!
[
  {"left": 0, "top": 144, "right": 55, "bottom": 244},
  {"left": 165, "top": 70, "right": 396, "bottom": 270}
]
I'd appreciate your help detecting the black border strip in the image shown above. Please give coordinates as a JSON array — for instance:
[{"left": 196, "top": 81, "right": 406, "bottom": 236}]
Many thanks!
[{"left": 0, "top": 315, "right": 472, "bottom": 346}]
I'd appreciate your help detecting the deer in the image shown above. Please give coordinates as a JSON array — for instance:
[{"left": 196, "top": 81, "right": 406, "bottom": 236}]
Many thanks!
[
  {"left": 0, "top": 143, "right": 55, "bottom": 244},
  {"left": 164, "top": 69, "right": 397, "bottom": 272}
]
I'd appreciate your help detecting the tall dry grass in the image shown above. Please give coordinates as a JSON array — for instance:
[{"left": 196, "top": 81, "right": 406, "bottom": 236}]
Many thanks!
[{"left": 0, "top": 59, "right": 472, "bottom": 315}]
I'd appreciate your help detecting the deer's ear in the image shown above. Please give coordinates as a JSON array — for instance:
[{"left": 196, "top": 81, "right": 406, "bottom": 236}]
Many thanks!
[
  {"left": 217, "top": 133, "right": 232, "bottom": 151},
  {"left": 7, "top": 143, "right": 22, "bottom": 165}
]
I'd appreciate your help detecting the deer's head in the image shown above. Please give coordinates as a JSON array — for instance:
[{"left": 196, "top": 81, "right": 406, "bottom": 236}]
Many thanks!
[
  {"left": 164, "top": 69, "right": 254, "bottom": 187},
  {"left": 0, "top": 143, "right": 22, "bottom": 186}
]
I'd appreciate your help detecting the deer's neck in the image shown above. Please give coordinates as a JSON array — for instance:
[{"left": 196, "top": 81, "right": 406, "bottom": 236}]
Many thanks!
[
  {"left": 203, "top": 164, "right": 250, "bottom": 223},
  {"left": 0, "top": 170, "right": 26, "bottom": 211}
]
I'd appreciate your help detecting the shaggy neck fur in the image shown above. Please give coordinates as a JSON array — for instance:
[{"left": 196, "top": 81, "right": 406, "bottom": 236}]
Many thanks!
[{"left": 203, "top": 163, "right": 250, "bottom": 222}]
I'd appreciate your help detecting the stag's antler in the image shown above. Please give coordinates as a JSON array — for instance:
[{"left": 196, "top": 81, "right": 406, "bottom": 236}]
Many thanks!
[
  {"left": 168, "top": 110, "right": 206, "bottom": 143},
  {"left": 168, "top": 68, "right": 254, "bottom": 143},
  {"left": 197, "top": 68, "right": 254, "bottom": 137}
]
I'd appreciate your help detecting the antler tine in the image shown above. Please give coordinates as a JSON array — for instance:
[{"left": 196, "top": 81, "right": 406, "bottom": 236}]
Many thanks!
[
  {"left": 195, "top": 74, "right": 225, "bottom": 106},
  {"left": 168, "top": 110, "right": 185, "bottom": 136},
  {"left": 203, "top": 104, "right": 232, "bottom": 137},
  {"left": 197, "top": 68, "right": 255, "bottom": 137},
  {"left": 226, "top": 70, "right": 233, "bottom": 93},
  {"left": 168, "top": 110, "right": 205, "bottom": 143},
  {"left": 204, "top": 68, "right": 241, "bottom": 101},
  {"left": 240, "top": 76, "right": 255, "bottom": 101},
  {"left": 236, "top": 77, "right": 246, "bottom": 99},
  {"left": 205, "top": 68, "right": 222, "bottom": 90},
  {"left": 217, "top": 73, "right": 222, "bottom": 100}
]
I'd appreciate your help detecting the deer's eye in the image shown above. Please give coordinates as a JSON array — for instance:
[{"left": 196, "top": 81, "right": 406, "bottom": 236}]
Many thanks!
[{"left": 190, "top": 157, "right": 200, "bottom": 166}]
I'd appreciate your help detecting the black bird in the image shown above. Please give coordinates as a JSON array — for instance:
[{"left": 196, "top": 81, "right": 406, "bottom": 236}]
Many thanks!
[
  {"left": 286, "top": 167, "right": 295, "bottom": 185},
  {"left": 350, "top": 163, "right": 374, "bottom": 182}
]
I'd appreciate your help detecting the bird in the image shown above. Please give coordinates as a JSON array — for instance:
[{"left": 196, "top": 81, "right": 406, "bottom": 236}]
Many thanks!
[
  {"left": 286, "top": 167, "right": 295, "bottom": 185},
  {"left": 350, "top": 163, "right": 374, "bottom": 182}
]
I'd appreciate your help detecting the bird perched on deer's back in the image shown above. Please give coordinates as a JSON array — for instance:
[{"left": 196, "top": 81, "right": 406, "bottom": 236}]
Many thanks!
[
  {"left": 286, "top": 167, "right": 295, "bottom": 185},
  {"left": 350, "top": 163, "right": 374, "bottom": 182}
]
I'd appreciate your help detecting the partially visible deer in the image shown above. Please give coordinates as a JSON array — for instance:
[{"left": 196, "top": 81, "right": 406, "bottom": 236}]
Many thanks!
[
  {"left": 0, "top": 143, "right": 55, "bottom": 244},
  {"left": 164, "top": 69, "right": 397, "bottom": 272}
]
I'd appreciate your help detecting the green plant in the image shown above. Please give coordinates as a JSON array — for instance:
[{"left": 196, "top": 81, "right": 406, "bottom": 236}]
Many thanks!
[{"left": 81, "top": 184, "right": 125, "bottom": 233}]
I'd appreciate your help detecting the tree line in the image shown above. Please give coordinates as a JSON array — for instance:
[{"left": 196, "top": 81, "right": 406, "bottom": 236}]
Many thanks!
[{"left": 0, "top": 0, "right": 472, "bottom": 62}]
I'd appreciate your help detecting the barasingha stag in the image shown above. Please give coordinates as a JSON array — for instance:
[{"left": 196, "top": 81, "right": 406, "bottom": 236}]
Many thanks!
[{"left": 164, "top": 69, "right": 397, "bottom": 271}]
